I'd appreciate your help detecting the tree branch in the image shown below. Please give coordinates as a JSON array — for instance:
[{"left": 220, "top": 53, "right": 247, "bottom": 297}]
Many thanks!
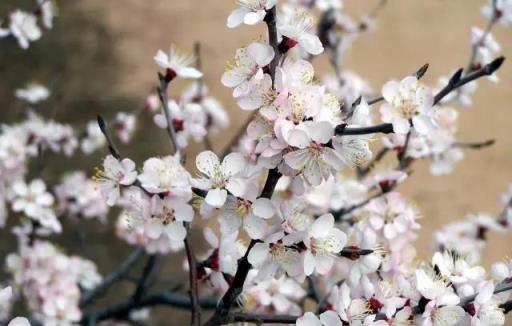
[
  {"left": 184, "top": 232, "right": 201, "bottom": 326},
  {"left": 132, "top": 254, "right": 159, "bottom": 302},
  {"left": 204, "top": 168, "right": 281, "bottom": 326},
  {"left": 157, "top": 73, "right": 182, "bottom": 160},
  {"left": 81, "top": 292, "right": 218, "bottom": 325},
  {"left": 80, "top": 247, "right": 144, "bottom": 308},
  {"left": 216, "top": 312, "right": 299, "bottom": 325}
]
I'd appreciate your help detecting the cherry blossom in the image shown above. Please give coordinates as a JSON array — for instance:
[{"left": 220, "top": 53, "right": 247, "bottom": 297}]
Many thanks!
[
  {"left": 302, "top": 214, "right": 347, "bottom": 275},
  {"left": 1, "top": 1, "right": 512, "bottom": 325},
  {"left": 137, "top": 154, "right": 191, "bottom": 197},
  {"left": 144, "top": 195, "right": 194, "bottom": 242},
  {"left": 10, "top": 179, "right": 60, "bottom": 233},
  {"left": 193, "top": 151, "right": 246, "bottom": 207},
  {"left": 94, "top": 155, "right": 137, "bottom": 206},
  {"left": 277, "top": 7, "right": 324, "bottom": 55},
  {"left": 248, "top": 232, "right": 304, "bottom": 281},
  {"left": 222, "top": 42, "right": 275, "bottom": 97},
  {"left": 227, "top": 0, "right": 277, "bottom": 28},
  {"left": 415, "top": 268, "right": 466, "bottom": 326},
  {"left": 154, "top": 45, "right": 203, "bottom": 79},
  {"left": 218, "top": 195, "right": 277, "bottom": 239},
  {"left": 282, "top": 121, "right": 344, "bottom": 186},
  {"left": 380, "top": 76, "right": 435, "bottom": 135}
]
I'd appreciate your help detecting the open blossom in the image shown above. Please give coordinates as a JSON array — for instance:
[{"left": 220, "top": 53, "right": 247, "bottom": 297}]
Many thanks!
[
  {"left": 303, "top": 214, "right": 347, "bottom": 275},
  {"left": 218, "top": 195, "right": 277, "bottom": 239},
  {"left": 237, "top": 73, "right": 277, "bottom": 111},
  {"left": 144, "top": 195, "right": 193, "bottom": 242},
  {"left": 137, "top": 154, "right": 191, "bottom": 197},
  {"left": 415, "top": 268, "right": 466, "bottom": 326},
  {"left": 116, "top": 189, "right": 185, "bottom": 254},
  {"left": 380, "top": 76, "right": 435, "bottom": 135},
  {"left": 332, "top": 135, "right": 372, "bottom": 168},
  {"left": 465, "top": 282, "right": 505, "bottom": 325},
  {"left": 277, "top": 7, "right": 324, "bottom": 55},
  {"left": 227, "top": 0, "right": 276, "bottom": 28},
  {"left": 94, "top": 155, "right": 137, "bottom": 206},
  {"left": 154, "top": 45, "right": 202, "bottom": 79},
  {"left": 282, "top": 121, "right": 343, "bottom": 186},
  {"left": 248, "top": 232, "right": 304, "bottom": 281},
  {"left": 15, "top": 84, "right": 50, "bottom": 104},
  {"left": 193, "top": 151, "right": 246, "bottom": 208},
  {"left": 329, "top": 283, "right": 370, "bottom": 324},
  {"left": 432, "top": 251, "right": 485, "bottom": 285},
  {"left": 245, "top": 274, "right": 307, "bottom": 315},
  {"left": 222, "top": 42, "right": 274, "bottom": 97},
  {"left": 8, "top": 11, "right": 42, "bottom": 49},
  {"left": 11, "top": 179, "right": 61, "bottom": 233}
]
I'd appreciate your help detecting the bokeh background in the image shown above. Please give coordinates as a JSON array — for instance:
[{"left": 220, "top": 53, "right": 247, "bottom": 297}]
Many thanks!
[{"left": 1, "top": 0, "right": 511, "bottom": 324}]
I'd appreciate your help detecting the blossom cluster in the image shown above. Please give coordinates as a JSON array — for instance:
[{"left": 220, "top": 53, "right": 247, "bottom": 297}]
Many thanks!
[
  {"left": 0, "top": 0, "right": 511, "bottom": 325},
  {"left": 7, "top": 240, "right": 101, "bottom": 325}
]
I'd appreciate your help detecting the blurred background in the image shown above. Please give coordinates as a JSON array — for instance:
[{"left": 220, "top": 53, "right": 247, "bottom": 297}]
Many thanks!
[{"left": 1, "top": 0, "right": 511, "bottom": 324}]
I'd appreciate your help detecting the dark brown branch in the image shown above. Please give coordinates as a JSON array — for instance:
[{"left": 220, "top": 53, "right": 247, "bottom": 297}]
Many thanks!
[
  {"left": 434, "top": 56, "right": 505, "bottom": 106},
  {"left": 466, "top": 0, "right": 499, "bottom": 73},
  {"left": 337, "top": 57, "right": 505, "bottom": 137},
  {"left": 80, "top": 247, "right": 144, "bottom": 308},
  {"left": 455, "top": 139, "right": 495, "bottom": 149},
  {"left": 351, "top": 63, "right": 429, "bottom": 109},
  {"left": 97, "top": 115, "right": 121, "bottom": 160},
  {"left": 185, "top": 232, "right": 201, "bottom": 326},
  {"left": 264, "top": 6, "right": 280, "bottom": 85},
  {"left": 132, "top": 254, "right": 159, "bottom": 302},
  {"left": 81, "top": 292, "right": 218, "bottom": 324},
  {"left": 204, "top": 169, "right": 281, "bottom": 326},
  {"left": 335, "top": 123, "right": 394, "bottom": 136},
  {"left": 332, "top": 190, "right": 386, "bottom": 221},
  {"left": 217, "top": 313, "right": 299, "bottom": 325}
]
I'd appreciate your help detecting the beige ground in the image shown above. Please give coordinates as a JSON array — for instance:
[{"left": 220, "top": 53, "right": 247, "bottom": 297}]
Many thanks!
[{"left": 1, "top": 0, "right": 512, "bottom": 324}]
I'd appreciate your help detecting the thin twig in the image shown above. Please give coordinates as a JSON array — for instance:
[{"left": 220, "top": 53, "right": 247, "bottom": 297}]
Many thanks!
[
  {"left": 337, "top": 57, "right": 505, "bottom": 137},
  {"left": 216, "top": 313, "right": 299, "bottom": 325},
  {"left": 157, "top": 73, "right": 182, "bottom": 160},
  {"left": 81, "top": 292, "right": 218, "bottom": 324},
  {"left": 184, "top": 229, "right": 201, "bottom": 326},
  {"left": 454, "top": 139, "right": 495, "bottom": 149},
  {"left": 357, "top": 147, "right": 389, "bottom": 178}
]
